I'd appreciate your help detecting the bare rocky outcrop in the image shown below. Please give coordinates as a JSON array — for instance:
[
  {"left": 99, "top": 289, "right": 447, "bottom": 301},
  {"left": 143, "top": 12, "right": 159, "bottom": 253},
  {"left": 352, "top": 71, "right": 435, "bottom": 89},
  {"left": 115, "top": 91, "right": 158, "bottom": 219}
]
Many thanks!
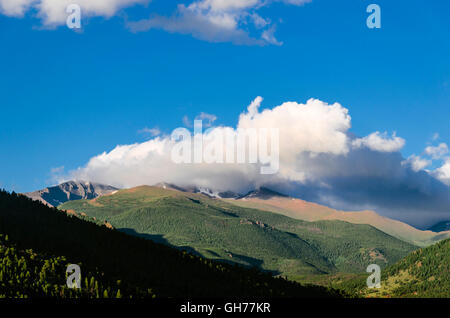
[{"left": 23, "top": 181, "right": 118, "bottom": 207}]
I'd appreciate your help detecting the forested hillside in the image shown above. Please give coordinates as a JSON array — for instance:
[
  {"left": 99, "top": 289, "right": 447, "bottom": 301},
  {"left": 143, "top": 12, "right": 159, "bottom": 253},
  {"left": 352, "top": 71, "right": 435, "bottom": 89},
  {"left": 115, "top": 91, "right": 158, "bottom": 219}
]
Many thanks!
[
  {"left": 0, "top": 190, "right": 341, "bottom": 298},
  {"left": 334, "top": 238, "right": 450, "bottom": 298},
  {"left": 377, "top": 238, "right": 449, "bottom": 297}
]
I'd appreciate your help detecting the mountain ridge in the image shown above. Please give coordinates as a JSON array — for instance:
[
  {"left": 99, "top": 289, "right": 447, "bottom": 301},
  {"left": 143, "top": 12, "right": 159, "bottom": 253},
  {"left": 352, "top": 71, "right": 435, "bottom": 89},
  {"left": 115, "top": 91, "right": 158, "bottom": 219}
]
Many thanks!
[
  {"left": 25, "top": 181, "right": 449, "bottom": 247},
  {"left": 22, "top": 181, "right": 118, "bottom": 207},
  {"left": 224, "top": 189, "right": 450, "bottom": 247},
  {"left": 59, "top": 185, "right": 417, "bottom": 278}
]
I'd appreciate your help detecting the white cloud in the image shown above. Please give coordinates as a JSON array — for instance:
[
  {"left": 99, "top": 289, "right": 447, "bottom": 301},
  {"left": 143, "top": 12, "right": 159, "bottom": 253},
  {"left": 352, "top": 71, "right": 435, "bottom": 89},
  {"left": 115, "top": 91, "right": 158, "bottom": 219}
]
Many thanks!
[
  {"left": 402, "top": 155, "right": 431, "bottom": 172},
  {"left": 425, "top": 143, "right": 449, "bottom": 159},
  {"left": 127, "top": 3, "right": 262, "bottom": 45},
  {"left": 182, "top": 112, "right": 218, "bottom": 128},
  {"left": 402, "top": 141, "right": 450, "bottom": 183},
  {"left": 352, "top": 131, "right": 405, "bottom": 153},
  {"left": 1, "top": 0, "right": 312, "bottom": 44},
  {"left": 138, "top": 127, "right": 161, "bottom": 137},
  {"left": 127, "top": 0, "right": 311, "bottom": 45},
  {"left": 181, "top": 115, "right": 191, "bottom": 128},
  {"left": 432, "top": 158, "right": 450, "bottom": 186},
  {"left": 432, "top": 132, "right": 440, "bottom": 141},
  {"left": 196, "top": 112, "right": 217, "bottom": 127},
  {"left": 50, "top": 166, "right": 65, "bottom": 174},
  {"left": 0, "top": 0, "right": 149, "bottom": 26},
  {"left": 0, "top": 0, "right": 34, "bottom": 16},
  {"left": 251, "top": 13, "right": 269, "bottom": 29},
  {"left": 239, "top": 97, "right": 351, "bottom": 158},
  {"left": 64, "top": 97, "right": 353, "bottom": 187},
  {"left": 245, "top": 96, "right": 263, "bottom": 118},
  {"left": 261, "top": 25, "right": 283, "bottom": 46}
]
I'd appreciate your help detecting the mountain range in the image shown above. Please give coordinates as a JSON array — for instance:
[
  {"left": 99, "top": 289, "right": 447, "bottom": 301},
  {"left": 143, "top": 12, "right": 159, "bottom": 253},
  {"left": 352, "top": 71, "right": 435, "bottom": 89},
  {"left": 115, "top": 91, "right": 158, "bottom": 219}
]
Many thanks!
[
  {"left": 149, "top": 184, "right": 450, "bottom": 245},
  {"left": 58, "top": 184, "right": 418, "bottom": 280},
  {"left": 23, "top": 181, "right": 449, "bottom": 247},
  {"left": 7, "top": 181, "right": 450, "bottom": 297},
  {"left": 225, "top": 187, "right": 450, "bottom": 247}
]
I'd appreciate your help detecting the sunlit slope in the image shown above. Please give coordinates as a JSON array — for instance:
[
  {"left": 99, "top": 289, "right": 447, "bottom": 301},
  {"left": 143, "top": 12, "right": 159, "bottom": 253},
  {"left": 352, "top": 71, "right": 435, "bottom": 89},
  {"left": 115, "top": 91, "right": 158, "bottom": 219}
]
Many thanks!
[
  {"left": 225, "top": 196, "right": 449, "bottom": 247},
  {"left": 338, "top": 239, "right": 450, "bottom": 298},
  {"left": 376, "top": 238, "right": 450, "bottom": 297},
  {"left": 60, "top": 186, "right": 417, "bottom": 277}
]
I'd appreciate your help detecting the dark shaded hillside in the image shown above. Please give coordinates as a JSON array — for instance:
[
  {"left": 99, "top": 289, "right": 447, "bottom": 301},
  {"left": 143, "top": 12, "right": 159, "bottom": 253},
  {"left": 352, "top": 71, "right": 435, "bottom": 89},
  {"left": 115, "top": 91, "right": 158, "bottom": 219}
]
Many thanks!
[
  {"left": 0, "top": 190, "right": 341, "bottom": 298},
  {"left": 0, "top": 234, "right": 145, "bottom": 298}
]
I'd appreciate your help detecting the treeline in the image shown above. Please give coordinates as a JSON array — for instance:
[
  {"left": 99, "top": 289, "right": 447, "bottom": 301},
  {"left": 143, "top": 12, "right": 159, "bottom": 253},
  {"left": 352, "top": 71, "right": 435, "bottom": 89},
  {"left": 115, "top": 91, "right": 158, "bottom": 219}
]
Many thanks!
[{"left": 0, "top": 190, "right": 342, "bottom": 298}]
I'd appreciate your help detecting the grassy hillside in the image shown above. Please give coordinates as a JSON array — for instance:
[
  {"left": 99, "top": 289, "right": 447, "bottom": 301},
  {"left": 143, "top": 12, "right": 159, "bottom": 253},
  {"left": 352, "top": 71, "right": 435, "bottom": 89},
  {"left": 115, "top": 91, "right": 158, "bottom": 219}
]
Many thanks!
[
  {"left": 334, "top": 239, "right": 450, "bottom": 298},
  {"left": 60, "top": 186, "right": 417, "bottom": 279},
  {"left": 226, "top": 196, "right": 449, "bottom": 247},
  {"left": 0, "top": 190, "right": 342, "bottom": 298}
]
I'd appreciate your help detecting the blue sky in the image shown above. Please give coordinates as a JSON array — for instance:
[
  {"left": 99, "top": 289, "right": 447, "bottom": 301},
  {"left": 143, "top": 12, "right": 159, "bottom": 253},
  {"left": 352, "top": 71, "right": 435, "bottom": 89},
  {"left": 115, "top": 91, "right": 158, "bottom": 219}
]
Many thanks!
[{"left": 0, "top": 0, "right": 449, "bottom": 226}]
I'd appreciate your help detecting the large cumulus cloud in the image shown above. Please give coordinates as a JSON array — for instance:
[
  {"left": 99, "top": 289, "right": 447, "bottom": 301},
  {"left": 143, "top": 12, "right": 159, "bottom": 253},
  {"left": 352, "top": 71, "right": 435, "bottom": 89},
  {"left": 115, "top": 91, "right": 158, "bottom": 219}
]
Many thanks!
[{"left": 58, "top": 97, "right": 450, "bottom": 228}]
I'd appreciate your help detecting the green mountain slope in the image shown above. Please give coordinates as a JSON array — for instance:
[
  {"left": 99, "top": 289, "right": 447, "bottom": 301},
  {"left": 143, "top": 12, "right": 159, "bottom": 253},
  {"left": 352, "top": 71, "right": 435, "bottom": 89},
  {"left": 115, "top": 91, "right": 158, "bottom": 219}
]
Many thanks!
[
  {"left": 59, "top": 186, "right": 417, "bottom": 279},
  {"left": 0, "top": 190, "right": 341, "bottom": 298},
  {"left": 334, "top": 238, "right": 450, "bottom": 298},
  {"left": 375, "top": 238, "right": 450, "bottom": 297}
]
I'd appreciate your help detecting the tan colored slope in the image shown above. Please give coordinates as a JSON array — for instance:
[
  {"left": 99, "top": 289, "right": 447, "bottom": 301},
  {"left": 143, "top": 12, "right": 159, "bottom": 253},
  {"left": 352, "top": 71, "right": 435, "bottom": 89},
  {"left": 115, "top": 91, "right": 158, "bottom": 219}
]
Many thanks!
[{"left": 225, "top": 196, "right": 450, "bottom": 247}]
